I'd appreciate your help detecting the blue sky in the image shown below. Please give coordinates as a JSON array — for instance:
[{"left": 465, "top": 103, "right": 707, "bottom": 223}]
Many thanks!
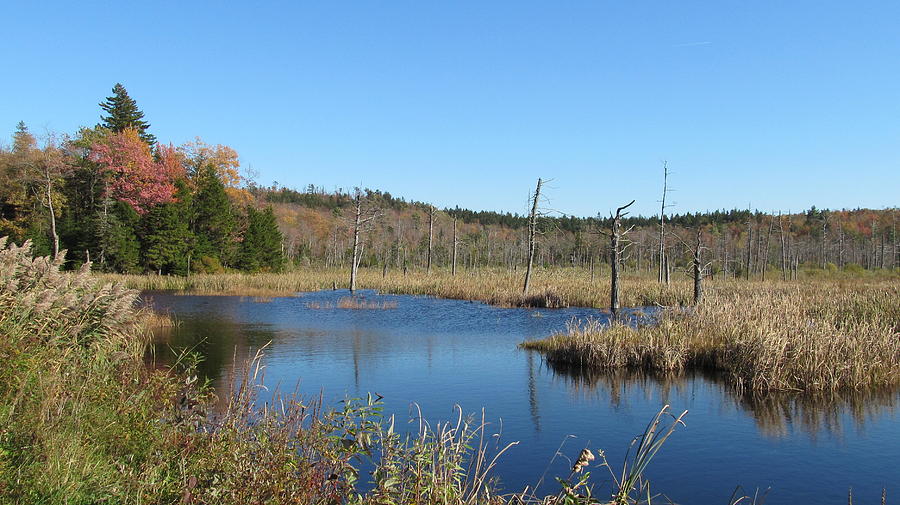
[{"left": 2, "top": 1, "right": 898, "bottom": 218}]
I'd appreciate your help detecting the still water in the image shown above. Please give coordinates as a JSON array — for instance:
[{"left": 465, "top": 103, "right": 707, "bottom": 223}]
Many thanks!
[{"left": 144, "top": 290, "right": 898, "bottom": 504}]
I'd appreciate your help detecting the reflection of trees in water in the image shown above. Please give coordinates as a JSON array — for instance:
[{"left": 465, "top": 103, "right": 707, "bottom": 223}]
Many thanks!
[
  {"left": 735, "top": 389, "right": 899, "bottom": 440},
  {"left": 537, "top": 356, "right": 899, "bottom": 438}
]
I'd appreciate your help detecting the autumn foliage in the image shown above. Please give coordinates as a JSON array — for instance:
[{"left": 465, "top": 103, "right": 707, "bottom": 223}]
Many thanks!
[{"left": 89, "top": 129, "right": 183, "bottom": 214}]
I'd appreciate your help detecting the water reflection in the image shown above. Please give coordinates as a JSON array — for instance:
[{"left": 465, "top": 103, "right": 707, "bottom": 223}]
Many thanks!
[{"left": 541, "top": 361, "right": 900, "bottom": 439}]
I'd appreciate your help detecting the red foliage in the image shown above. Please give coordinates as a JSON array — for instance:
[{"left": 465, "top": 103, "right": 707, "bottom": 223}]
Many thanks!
[{"left": 89, "top": 130, "right": 184, "bottom": 213}]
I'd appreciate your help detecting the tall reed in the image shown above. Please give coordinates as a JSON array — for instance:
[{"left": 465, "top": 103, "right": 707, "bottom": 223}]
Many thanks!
[{"left": 523, "top": 282, "right": 900, "bottom": 392}]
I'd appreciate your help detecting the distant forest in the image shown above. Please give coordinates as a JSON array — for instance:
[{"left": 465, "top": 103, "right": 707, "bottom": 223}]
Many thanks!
[{"left": 1, "top": 84, "right": 897, "bottom": 276}]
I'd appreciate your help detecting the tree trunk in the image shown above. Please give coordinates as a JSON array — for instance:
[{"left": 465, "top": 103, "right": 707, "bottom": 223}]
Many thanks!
[
  {"left": 745, "top": 218, "right": 752, "bottom": 280},
  {"left": 522, "top": 178, "right": 542, "bottom": 296},
  {"left": 44, "top": 169, "right": 59, "bottom": 260},
  {"left": 693, "top": 229, "right": 704, "bottom": 304},
  {"left": 762, "top": 217, "right": 773, "bottom": 280},
  {"left": 349, "top": 197, "right": 362, "bottom": 293},
  {"left": 779, "top": 213, "right": 787, "bottom": 281},
  {"left": 452, "top": 217, "right": 458, "bottom": 276},
  {"left": 839, "top": 220, "right": 845, "bottom": 268},
  {"left": 427, "top": 205, "right": 435, "bottom": 273},
  {"left": 658, "top": 161, "right": 668, "bottom": 283},
  {"left": 609, "top": 200, "right": 635, "bottom": 317}
]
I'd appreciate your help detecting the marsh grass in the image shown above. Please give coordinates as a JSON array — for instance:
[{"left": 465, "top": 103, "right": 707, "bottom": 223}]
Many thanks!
[
  {"left": 305, "top": 297, "right": 398, "bottom": 309},
  {"left": 337, "top": 296, "right": 398, "bottom": 309},
  {"left": 522, "top": 282, "right": 900, "bottom": 392},
  {"left": 102, "top": 266, "right": 694, "bottom": 308}
]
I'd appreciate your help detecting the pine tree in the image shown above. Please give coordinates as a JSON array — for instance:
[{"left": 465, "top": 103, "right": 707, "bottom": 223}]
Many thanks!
[
  {"left": 240, "top": 206, "right": 284, "bottom": 272},
  {"left": 141, "top": 180, "right": 193, "bottom": 275},
  {"left": 98, "top": 83, "right": 156, "bottom": 145},
  {"left": 99, "top": 201, "right": 141, "bottom": 273},
  {"left": 192, "top": 165, "right": 237, "bottom": 269}
]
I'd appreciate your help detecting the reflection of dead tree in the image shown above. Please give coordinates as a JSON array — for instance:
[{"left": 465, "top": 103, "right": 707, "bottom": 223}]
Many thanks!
[
  {"left": 347, "top": 189, "right": 382, "bottom": 293},
  {"left": 600, "top": 200, "right": 635, "bottom": 317}
]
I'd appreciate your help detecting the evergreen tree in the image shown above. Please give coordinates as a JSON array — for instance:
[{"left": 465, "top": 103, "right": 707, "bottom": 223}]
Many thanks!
[
  {"left": 141, "top": 180, "right": 193, "bottom": 275},
  {"left": 239, "top": 206, "right": 284, "bottom": 272},
  {"left": 99, "top": 201, "right": 141, "bottom": 273},
  {"left": 192, "top": 164, "right": 237, "bottom": 269},
  {"left": 98, "top": 83, "right": 156, "bottom": 145}
]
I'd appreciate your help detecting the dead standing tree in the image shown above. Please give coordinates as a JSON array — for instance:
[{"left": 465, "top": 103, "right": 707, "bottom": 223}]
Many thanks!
[
  {"left": 426, "top": 204, "right": 436, "bottom": 273},
  {"left": 522, "top": 178, "right": 543, "bottom": 296},
  {"left": 347, "top": 189, "right": 381, "bottom": 293},
  {"left": 658, "top": 161, "right": 674, "bottom": 284},
  {"left": 601, "top": 200, "right": 635, "bottom": 318},
  {"left": 452, "top": 216, "right": 458, "bottom": 276},
  {"left": 672, "top": 228, "right": 711, "bottom": 304}
]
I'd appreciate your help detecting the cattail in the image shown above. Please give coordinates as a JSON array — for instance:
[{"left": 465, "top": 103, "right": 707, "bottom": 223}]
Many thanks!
[{"left": 572, "top": 448, "right": 595, "bottom": 473}]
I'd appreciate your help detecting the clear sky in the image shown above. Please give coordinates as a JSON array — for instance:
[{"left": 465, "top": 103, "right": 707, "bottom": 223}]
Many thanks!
[{"left": 2, "top": 1, "right": 898, "bottom": 218}]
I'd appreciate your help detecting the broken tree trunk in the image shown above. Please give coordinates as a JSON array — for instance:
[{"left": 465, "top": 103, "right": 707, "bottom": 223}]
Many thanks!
[
  {"left": 452, "top": 217, "right": 458, "bottom": 276},
  {"left": 693, "top": 229, "right": 704, "bottom": 304},
  {"left": 610, "top": 200, "right": 635, "bottom": 317},
  {"left": 522, "top": 178, "right": 542, "bottom": 296},
  {"left": 427, "top": 205, "right": 435, "bottom": 273}
]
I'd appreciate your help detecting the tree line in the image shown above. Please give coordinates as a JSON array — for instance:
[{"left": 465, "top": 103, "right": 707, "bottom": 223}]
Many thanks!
[
  {"left": 0, "top": 84, "right": 284, "bottom": 274},
  {"left": 2, "top": 85, "right": 897, "bottom": 279},
  {"left": 268, "top": 184, "right": 897, "bottom": 280}
]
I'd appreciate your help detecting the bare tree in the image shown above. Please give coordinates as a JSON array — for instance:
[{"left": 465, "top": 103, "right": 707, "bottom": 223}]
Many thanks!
[
  {"left": 745, "top": 208, "right": 753, "bottom": 280},
  {"left": 452, "top": 216, "right": 458, "bottom": 276},
  {"left": 778, "top": 212, "right": 788, "bottom": 281},
  {"left": 762, "top": 215, "right": 773, "bottom": 280},
  {"left": 605, "top": 200, "right": 635, "bottom": 317},
  {"left": 426, "top": 204, "right": 436, "bottom": 273},
  {"left": 673, "top": 228, "right": 710, "bottom": 304},
  {"left": 347, "top": 189, "right": 381, "bottom": 293},
  {"left": 40, "top": 147, "right": 63, "bottom": 260},
  {"left": 522, "top": 178, "right": 543, "bottom": 296},
  {"left": 658, "top": 161, "right": 673, "bottom": 284},
  {"left": 691, "top": 229, "right": 708, "bottom": 303}
]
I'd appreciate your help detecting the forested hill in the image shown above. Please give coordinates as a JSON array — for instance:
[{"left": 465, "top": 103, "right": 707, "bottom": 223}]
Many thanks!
[
  {"left": 258, "top": 185, "right": 858, "bottom": 231},
  {"left": 1, "top": 83, "right": 896, "bottom": 276}
]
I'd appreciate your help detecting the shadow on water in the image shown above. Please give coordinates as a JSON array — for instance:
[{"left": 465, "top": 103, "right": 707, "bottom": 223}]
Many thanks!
[{"left": 539, "top": 360, "right": 900, "bottom": 439}]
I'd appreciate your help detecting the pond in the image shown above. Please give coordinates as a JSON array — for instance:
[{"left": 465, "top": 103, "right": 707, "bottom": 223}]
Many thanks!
[{"left": 143, "top": 289, "right": 899, "bottom": 505}]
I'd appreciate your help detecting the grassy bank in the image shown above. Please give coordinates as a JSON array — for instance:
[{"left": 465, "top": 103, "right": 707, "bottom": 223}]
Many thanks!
[{"left": 522, "top": 281, "right": 900, "bottom": 392}]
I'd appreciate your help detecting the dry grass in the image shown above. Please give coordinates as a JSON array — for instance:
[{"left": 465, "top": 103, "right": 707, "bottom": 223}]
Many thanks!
[
  {"left": 337, "top": 296, "right": 398, "bottom": 309},
  {"left": 305, "top": 297, "right": 398, "bottom": 309},
  {"left": 523, "top": 281, "right": 900, "bottom": 392},
  {"left": 104, "top": 265, "right": 896, "bottom": 310},
  {"left": 104, "top": 266, "right": 694, "bottom": 308}
]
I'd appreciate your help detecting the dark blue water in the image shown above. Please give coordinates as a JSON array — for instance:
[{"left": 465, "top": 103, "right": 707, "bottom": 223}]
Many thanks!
[{"left": 144, "top": 290, "right": 900, "bottom": 504}]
